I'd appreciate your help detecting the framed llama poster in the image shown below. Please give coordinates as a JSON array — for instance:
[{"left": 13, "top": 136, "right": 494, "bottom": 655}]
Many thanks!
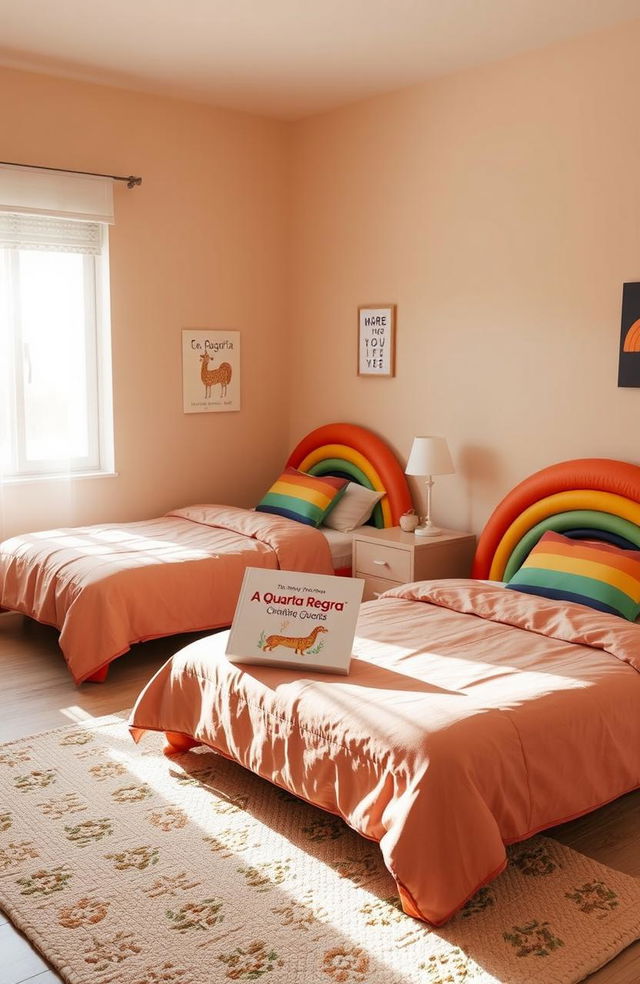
[
  {"left": 182, "top": 329, "right": 240, "bottom": 412},
  {"left": 358, "top": 304, "right": 396, "bottom": 376}
]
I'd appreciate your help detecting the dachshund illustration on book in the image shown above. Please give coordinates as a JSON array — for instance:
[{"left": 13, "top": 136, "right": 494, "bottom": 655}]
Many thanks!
[{"left": 262, "top": 625, "right": 328, "bottom": 656}]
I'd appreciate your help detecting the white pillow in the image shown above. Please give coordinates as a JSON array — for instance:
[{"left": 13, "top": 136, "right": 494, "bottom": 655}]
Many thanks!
[{"left": 322, "top": 482, "right": 384, "bottom": 533}]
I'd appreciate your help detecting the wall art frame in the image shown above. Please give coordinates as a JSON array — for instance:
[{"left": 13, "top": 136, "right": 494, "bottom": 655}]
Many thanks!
[
  {"left": 182, "top": 328, "right": 241, "bottom": 412},
  {"left": 357, "top": 304, "right": 396, "bottom": 377},
  {"left": 618, "top": 282, "right": 640, "bottom": 387}
]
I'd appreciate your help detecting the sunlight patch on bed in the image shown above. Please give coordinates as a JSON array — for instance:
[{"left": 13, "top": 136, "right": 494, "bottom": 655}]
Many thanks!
[
  {"left": 21, "top": 527, "right": 214, "bottom": 562},
  {"left": 353, "top": 634, "right": 590, "bottom": 698},
  {"left": 353, "top": 635, "right": 415, "bottom": 660},
  {"left": 30, "top": 528, "right": 66, "bottom": 539}
]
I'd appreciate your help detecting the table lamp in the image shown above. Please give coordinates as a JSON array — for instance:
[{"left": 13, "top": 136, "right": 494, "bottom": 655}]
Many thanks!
[{"left": 405, "top": 436, "right": 454, "bottom": 537}]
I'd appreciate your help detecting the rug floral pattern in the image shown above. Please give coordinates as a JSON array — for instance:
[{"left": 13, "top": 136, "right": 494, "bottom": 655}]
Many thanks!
[{"left": 0, "top": 713, "right": 639, "bottom": 984}]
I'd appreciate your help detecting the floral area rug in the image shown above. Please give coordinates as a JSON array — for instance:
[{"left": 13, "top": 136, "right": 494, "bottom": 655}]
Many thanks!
[{"left": 0, "top": 712, "right": 638, "bottom": 984}]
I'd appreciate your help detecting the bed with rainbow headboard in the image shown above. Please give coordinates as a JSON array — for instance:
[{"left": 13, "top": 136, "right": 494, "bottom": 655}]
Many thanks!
[
  {"left": 130, "top": 455, "right": 640, "bottom": 926},
  {"left": 0, "top": 423, "right": 412, "bottom": 684}
]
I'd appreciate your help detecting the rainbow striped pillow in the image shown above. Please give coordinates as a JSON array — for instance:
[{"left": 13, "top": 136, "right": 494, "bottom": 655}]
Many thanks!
[
  {"left": 506, "top": 530, "right": 640, "bottom": 621},
  {"left": 256, "top": 468, "right": 348, "bottom": 527}
]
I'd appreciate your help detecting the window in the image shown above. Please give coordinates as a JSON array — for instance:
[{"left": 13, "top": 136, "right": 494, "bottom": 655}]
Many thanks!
[{"left": 0, "top": 170, "right": 113, "bottom": 480}]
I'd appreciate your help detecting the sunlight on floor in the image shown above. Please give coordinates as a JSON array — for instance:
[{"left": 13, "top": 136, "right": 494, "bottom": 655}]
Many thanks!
[
  {"left": 60, "top": 705, "right": 129, "bottom": 726},
  {"left": 96, "top": 724, "right": 426, "bottom": 978},
  {"left": 60, "top": 705, "right": 95, "bottom": 723}
]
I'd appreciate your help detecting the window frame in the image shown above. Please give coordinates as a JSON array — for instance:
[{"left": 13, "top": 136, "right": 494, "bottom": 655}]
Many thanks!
[{"left": 0, "top": 224, "right": 114, "bottom": 482}]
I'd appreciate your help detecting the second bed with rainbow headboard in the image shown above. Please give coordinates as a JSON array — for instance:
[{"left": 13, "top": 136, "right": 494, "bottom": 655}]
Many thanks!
[{"left": 130, "top": 454, "right": 640, "bottom": 926}]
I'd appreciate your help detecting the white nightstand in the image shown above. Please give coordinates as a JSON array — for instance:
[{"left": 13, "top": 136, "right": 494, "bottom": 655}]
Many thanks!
[{"left": 353, "top": 526, "right": 476, "bottom": 601}]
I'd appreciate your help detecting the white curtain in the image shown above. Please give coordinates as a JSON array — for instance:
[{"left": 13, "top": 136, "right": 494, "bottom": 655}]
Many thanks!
[
  {"left": 0, "top": 166, "right": 113, "bottom": 517},
  {"left": 0, "top": 164, "right": 114, "bottom": 223}
]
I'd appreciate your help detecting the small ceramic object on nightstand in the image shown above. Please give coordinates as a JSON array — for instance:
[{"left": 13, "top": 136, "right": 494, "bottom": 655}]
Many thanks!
[{"left": 399, "top": 510, "right": 419, "bottom": 532}]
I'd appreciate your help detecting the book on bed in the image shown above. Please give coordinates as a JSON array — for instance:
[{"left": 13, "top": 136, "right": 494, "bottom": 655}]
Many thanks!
[{"left": 225, "top": 567, "right": 364, "bottom": 674}]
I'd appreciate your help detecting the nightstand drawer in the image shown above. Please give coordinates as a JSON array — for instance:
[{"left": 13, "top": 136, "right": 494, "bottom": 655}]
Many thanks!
[
  {"left": 355, "top": 541, "right": 411, "bottom": 582},
  {"left": 358, "top": 574, "right": 399, "bottom": 602}
]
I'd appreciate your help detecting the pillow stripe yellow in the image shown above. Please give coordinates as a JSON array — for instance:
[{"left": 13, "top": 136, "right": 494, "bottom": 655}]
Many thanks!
[
  {"left": 529, "top": 551, "right": 640, "bottom": 598},
  {"left": 256, "top": 467, "right": 348, "bottom": 527},
  {"left": 505, "top": 530, "right": 640, "bottom": 621},
  {"left": 268, "top": 479, "right": 335, "bottom": 511}
]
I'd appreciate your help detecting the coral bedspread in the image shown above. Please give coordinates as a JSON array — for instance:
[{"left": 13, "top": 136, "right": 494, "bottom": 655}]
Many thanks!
[
  {"left": 0, "top": 505, "right": 334, "bottom": 684},
  {"left": 129, "top": 579, "right": 640, "bottom": 925}
]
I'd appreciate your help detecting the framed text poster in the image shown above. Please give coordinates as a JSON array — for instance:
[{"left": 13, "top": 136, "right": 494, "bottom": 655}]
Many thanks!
[
  {"left": 182, "top": 329, "right": 240, "bottom": 412},
  {"left": 618, "top": 283, "right": 640, "bottom": 387},
  {"left": 358, "top": 304, "right": 396, "bottom": 376}
]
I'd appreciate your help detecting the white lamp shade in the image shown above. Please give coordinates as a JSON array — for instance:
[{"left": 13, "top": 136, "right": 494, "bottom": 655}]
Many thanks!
[{"left": 405, "top": 436, "right": 454, "bottom": 477}]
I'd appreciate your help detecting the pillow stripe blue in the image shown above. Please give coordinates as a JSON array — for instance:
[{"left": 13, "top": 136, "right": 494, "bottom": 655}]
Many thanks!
[{"left": 506, "top": 583, "right": 624, "bottom": 618}]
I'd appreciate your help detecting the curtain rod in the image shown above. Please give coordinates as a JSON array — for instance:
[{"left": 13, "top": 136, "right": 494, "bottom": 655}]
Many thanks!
[{"left": 0, "top": 160, "right": 142, "bottom": 189}]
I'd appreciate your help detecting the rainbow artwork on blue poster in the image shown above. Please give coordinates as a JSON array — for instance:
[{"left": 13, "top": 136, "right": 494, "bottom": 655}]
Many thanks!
[{"left": 618, "top": 283, "right": 640, "bottom": 387}]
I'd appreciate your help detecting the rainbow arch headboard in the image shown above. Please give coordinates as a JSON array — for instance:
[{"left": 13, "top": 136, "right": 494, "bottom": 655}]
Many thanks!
[
  {"left": 472, "top": 458, "right": 640, "bottom": 581},
  {"left": 287, "top": 423, "right": 413, "bottom": 528}
]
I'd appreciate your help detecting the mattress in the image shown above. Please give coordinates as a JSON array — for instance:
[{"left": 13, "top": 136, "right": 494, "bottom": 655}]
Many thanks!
[{"left": 321, "top": 525, "right": 365, "bottom": 569}]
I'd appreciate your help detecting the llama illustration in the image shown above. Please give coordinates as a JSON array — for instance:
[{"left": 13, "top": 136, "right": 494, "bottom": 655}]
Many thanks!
[
  {"left": 262, "top": 625, "right": 328, "bottom": 656},
  {"left": 200, "top": 352, "right": 232, "bottom": 398}
]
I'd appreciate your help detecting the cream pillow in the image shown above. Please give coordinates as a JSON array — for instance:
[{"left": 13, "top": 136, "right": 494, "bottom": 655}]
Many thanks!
[{"left": 322, "top": 482, "right": 384, "bottom": 533}]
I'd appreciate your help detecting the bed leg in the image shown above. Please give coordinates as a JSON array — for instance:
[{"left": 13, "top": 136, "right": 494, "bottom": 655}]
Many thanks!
[
  {"left": 397, "top": 884, "right": 426, "bottom": 922},
  {"left": 163, "top": 732, "right": 200, "bottom": 757},
  {"left": 87, "top": 665, "right": 109, "bottom": 683}
]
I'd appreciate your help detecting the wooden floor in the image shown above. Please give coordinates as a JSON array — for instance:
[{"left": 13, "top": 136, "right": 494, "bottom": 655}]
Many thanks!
[{"left": 0, "top": 612, "right": 638, "bottom": 984}]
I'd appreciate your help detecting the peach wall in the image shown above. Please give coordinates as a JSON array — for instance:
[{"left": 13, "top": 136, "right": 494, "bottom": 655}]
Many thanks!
[
  {"left": 4, "top": 19, "right": 640, "bottom": 543},
  {"left": 289, "top": 20, "right": 640, "bottom": 534},
  {"left": 0, "top": 66, "right": 290, "bottom": 539}
]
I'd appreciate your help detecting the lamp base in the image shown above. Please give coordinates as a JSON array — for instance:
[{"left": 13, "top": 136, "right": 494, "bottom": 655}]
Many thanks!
[{"left": 414, "top": 524, "right": 443, "bottom": 537}]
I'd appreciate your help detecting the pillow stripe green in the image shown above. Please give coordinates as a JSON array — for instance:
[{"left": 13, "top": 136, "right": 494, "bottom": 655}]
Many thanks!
[
  {"left": 509, "top": 567, "right": 639, "bottom": 621},
  {"left": 257, "top": 491, "right": 326, "bottom": 526}
]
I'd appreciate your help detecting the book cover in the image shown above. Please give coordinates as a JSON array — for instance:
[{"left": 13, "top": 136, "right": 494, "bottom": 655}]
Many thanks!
[{"left": 225, "top": 567, "right": 364, "bottom": 674}]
